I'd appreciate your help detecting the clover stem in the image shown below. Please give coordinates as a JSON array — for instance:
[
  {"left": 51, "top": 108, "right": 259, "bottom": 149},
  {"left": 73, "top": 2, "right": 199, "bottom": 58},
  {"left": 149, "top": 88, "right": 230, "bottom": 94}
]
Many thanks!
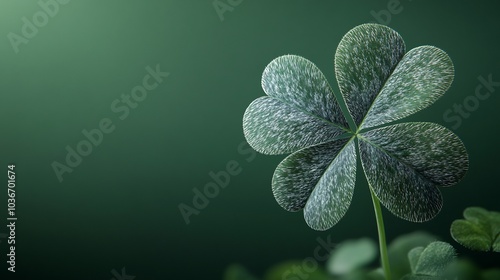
[{"left": 370, "top": 188, "right": 392, "bottom": 280}]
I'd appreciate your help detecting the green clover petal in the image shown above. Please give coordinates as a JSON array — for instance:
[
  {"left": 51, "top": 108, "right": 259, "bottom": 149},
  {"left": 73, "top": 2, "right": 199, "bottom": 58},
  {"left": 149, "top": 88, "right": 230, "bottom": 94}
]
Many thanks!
[
  {"left": 335, "top": 23, "right": 405, "bottom": 126},
  {"left": 450, "top": 207, "right": 500, "bottom": 252},
  {"left": 359, "top": 122, "right": 468, "bottom": 222},
  {"left": 243, "top": 97, "right": 348, "bottom": 155},
  {"left": 412, "top": 242, "right": 455, "bottom": 276},
  {"left": 243, "top": 55, "right": 349, "bottom": 155},
  {"left": 408, "top": 247, "right": 425, "bottom": 274},
  {"left": 262, "top": 55, "right": 348, "bottom": 128},
  {"left": 402, "top": 241, "right": 455, "bottom": 279},
  {"left": 335, "top": 24, "right": 454, "bottom": 130},
  {"left": 361, "top": 46, "right": 454, "bottom": 129},
  {"left": 362, "top": 122, "right": 468, "bottom": 186},
  {"left": 272, "top": 138, "right": 356, "bottom": 231},
  {"left": 387, "top": 231, "right": 438, "bottom": 279}
]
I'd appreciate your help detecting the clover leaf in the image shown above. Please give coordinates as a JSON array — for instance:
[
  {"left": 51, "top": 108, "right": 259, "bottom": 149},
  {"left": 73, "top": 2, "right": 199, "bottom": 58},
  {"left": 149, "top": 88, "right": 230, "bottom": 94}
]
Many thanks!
[
  {"left": 450, "top": 207, "right": 500, "bottom": 252},
  {"left": 242, "top": 23, "right": 469, "bottom": 231},
  {"left": 387, "top": 232, "right": 439, "bottom": 279},
  {"left": 402, "top": 241, "right": 456, "bottom": 279}
]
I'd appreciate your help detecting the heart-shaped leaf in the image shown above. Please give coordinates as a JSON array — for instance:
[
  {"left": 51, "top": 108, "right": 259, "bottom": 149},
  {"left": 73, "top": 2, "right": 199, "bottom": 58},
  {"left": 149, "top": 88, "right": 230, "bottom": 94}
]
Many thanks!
[
  {"left": 358, "top": 122, "right": 468, "bottom": 222},
  {"left": 402, "top": 241, "right": 456, "bottom": 279},
  {"left": 387, "top": 231, "right": 439, "bottom": 279},
  {"left": 407, "top": 247, "right": 425, "bottom": 274},
  {"left": 335, "top": 24, "right": 454, "bottom": 130},
  {"left": 335, "top": 23, "right": 405, "bottom": 127},
  {"left": 359, "top": 45, "right": 454, "bottom": 129},
  {"left": 272, "top": 138, "right": 357, "bottom": 230},
  {"left": 450, "top": 207, "right": 500, "bottom": 252},
  {"left": 243, "top": 55, "right": 349, "bottom": 155}
]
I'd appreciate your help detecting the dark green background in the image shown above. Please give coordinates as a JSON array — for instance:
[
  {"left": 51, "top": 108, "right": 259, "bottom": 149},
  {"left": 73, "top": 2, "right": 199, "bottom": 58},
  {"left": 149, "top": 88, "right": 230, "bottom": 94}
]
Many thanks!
[{"left": 1, "top": 1, "right": 499, "bottom": 279}]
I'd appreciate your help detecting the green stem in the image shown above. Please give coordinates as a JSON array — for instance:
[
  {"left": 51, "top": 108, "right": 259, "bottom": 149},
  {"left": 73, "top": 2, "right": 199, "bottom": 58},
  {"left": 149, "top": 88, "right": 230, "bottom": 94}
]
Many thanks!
[{"left": 370, "top": 188, "right": 392, "bottom": 280}]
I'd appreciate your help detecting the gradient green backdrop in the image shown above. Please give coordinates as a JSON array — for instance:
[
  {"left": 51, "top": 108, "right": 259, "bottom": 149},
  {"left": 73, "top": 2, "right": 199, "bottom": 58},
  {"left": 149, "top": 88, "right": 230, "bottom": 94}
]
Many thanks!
[{"left": 1, "top": 1, "right": 499, "bottom": 279}]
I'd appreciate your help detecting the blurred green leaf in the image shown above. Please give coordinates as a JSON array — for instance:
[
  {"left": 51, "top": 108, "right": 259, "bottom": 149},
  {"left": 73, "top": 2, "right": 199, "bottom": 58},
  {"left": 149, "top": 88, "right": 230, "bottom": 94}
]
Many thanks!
[
  {"left": 327, "top": 238, "right": 377, "bottom": 275},
  {"left": 407, "top": 247, "right": 424, "bottom": 273},
  {"left": 307, "top": 268, "right": 385, "bottom": 280},
  {"left": 400, "top": 276, "right": 437, "bottom": 280},
  {"left": 413, "top": 241, "right": 455, "bottom": 276},
  {"left": 401, "top": 241, "right": 455, "bottom": 279},
  {"left": 224, "top": 264, "right": 260, "bottom": 280},
  {"left": 264, "top": 261, "right": 328, "bottom": 280},
  {"left": 337, "top": 269, "right": 385, "bottom": 280},
  {"left": 450, "top": 207, "right": 500, "bottom": 252},
  {"left": 387, "top": 231, "right": 438, "bottom": 279},
  {"left": 365, "top": 268, "right": 385, "bottom": 280}
]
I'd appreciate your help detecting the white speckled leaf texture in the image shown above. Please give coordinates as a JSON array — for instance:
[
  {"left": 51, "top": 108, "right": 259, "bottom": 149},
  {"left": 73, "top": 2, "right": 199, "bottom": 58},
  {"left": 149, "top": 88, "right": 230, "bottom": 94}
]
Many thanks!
[
  {"left": 406, "top": 241, "right": 456, "bottom": 278},
  {"left": 450, "top": 207, "right": 500, "bottom": 252},
  {"left": 243, "top": 55, "right": 348, "bottom": 155},
  {"left": 361, "top": 46, "right": 454, "bottom": 129},
  {"left": 359, "top": 123, "right": 469, "bottom": 222},
  {"left": 243, "top": 23, "right": 469, "bottom": 230},
  {"left": 335, "top": 23, "right": 405, "bottom": 126},
  {"left": 272, "top": 139, "right": 356, "bottom": 231},
  {"left": 335, "top": 24, "right": 454, "bottom": 130}
]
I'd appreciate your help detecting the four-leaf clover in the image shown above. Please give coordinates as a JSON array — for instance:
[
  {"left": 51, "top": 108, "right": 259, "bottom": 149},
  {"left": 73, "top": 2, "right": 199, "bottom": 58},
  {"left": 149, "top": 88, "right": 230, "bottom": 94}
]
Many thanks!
[{"left": 243, "top": 23, "right": 469, "bottom": 231}]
